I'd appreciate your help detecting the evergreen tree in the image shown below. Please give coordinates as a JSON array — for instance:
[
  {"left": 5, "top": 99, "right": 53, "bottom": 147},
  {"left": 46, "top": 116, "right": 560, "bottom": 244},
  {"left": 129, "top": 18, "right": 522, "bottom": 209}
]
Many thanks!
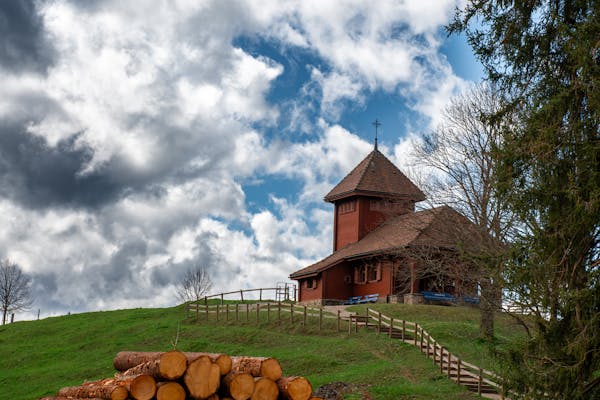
[{"left": 450, "top": 1, "right": 600, "bottom": 398}]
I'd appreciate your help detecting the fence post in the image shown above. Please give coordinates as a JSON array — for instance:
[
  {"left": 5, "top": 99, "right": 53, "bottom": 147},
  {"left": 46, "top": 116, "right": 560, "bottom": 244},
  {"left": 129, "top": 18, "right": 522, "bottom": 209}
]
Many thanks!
[
  {"left": 246, "top": 303, "right": 249, "bottom": 322},
  {"left": 240, "top": 289, "right": 244, "bottom": 302},
  {"left": 355, "top": 313, "right": 359, "bottom": 333},
  {"left": 303, "top": 305, "right": 307, "bottom": 326},
  {"left": 378, "top": 312, "right": 382, "bottom": 334},
  {"left": 447, "top": 351, "right": 451, "bottom": 377},
  {"left": 337, "top": 310, "right": 340, "bottom": 333},
  {"left": 259, "top": 288, "right": 263, "bottom": 301},
  {"left": 256, "top": 303, "right": 260, "bottom": 324},
  {"left": 389, "top": 317, "right": 394, "bottom": 338},
  {"left": 419, "top": 326, "right": 424, "bottom": 352},
  {"left": 478, "top": 367, "right": 482, "bottom": 395},
  {"left": 426, "top": 335, "right": 430, "bottom": 357},
  {"left": 319, "top": 307, "right": 323, "bottom": 331},
  {"left": 267, "top": 303, "right": 270, "bottom": 322},
  {"left": 440, "top": 347, "right": 444, "bottom": 374},
  {"left": 220, "top": 293, "right": 224, "bottom": 305},
  {"left": 456, "top": 358, "right": 461, "bottom": 384},
  {"left": 205, "top": 304, "right": 209, "bottom": 320},
  {"left": 235, "top": 303, "right": 239, "bottom": 322},
  {"left": 433, "top": 342, "right": 437, "bottom": 364},
  {"left": 290, "top": 303, "right": 294, "bottom": 323},
  {"left": 414, "top": 323, "right": 418, "bottom": 346},
  {"left": 402, "top": 320, "right": 406, "bottom": 341},
  {"left": 278, "top": 301, "right": 281, "bottom": 322}
]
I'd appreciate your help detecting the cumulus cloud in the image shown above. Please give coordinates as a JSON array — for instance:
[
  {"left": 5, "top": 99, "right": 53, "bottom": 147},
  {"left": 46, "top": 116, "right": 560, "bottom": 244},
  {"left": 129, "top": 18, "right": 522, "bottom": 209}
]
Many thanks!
[{"left": 0, "top": 0, "right": 469, "bottom": 319}]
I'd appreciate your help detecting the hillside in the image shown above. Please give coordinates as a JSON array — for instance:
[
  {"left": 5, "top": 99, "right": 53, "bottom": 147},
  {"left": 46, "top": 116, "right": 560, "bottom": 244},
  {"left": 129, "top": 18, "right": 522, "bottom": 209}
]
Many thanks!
[{"left": 0, "top": 304, "right": 522, "bottom": 400}]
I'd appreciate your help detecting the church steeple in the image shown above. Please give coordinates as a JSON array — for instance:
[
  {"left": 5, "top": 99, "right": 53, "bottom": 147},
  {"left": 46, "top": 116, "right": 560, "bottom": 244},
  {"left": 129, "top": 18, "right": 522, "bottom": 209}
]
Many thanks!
[
  {"left": 372, "top": 119, "right": 381, "bottom": 151},
  {"left": 325, "top": 147, "right": 425, "bottom": 251}
]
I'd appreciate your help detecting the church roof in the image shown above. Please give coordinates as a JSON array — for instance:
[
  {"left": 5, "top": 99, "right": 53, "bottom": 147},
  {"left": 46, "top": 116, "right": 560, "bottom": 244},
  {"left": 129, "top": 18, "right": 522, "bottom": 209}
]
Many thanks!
[
  {"left": 289, "top": 206, "right": 485, "bottom": 279},
  {"left": 323, "top": 148, "right": 426, "bottom": 203}
]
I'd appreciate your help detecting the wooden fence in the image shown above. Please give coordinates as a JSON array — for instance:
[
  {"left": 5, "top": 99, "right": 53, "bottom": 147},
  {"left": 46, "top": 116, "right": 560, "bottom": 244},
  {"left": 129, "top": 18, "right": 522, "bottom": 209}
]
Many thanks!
[
  {"left": 186, "top": 302, "right": 355, "bottom": 333},
  {"left": 195, "top": 286, "right": 296, "bottom": 305},
  {"left": 364, "top": 308, "right": 506, "bottom": 398},
  {"left": 184, "top": 297, "right": 508, "bottom": 398}
]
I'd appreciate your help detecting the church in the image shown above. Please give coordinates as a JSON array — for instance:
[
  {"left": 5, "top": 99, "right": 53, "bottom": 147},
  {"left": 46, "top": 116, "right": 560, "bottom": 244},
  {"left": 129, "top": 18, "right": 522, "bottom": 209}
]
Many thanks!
[{"left": 289, "top": 144, "right": 484, "bottom": 305}]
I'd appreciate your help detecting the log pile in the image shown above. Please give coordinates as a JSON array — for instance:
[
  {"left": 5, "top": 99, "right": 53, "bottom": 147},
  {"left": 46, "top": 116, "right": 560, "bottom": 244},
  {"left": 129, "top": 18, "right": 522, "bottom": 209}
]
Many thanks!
[{"left": 41, "top": 350, "right": 318, "bottom": 400}]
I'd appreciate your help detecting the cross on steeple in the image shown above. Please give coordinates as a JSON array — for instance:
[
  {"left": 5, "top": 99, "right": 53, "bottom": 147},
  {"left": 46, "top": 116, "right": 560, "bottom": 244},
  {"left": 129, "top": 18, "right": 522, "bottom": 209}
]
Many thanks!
[{"left": 372, "top": 119, "right": 381, "bottom": 150}]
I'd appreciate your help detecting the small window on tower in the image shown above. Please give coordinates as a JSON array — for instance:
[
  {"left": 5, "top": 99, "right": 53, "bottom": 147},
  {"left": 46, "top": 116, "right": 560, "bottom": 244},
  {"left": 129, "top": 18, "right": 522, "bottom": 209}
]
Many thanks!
[{"left": 338, "top": 200, "right": 356, "bottom": 214}]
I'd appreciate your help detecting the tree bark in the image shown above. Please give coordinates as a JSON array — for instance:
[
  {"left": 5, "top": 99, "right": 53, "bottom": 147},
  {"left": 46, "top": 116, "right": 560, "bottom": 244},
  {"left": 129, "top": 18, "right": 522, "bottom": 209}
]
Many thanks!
[
  {"left": 40, "top": 397, "right": 105, "bottom": 400},
  {"left": 156, "top": 382, "right": 186, "bottom": 400},
  {"left": 113, "top": 351, "right": 187, "bottom": 379},
  {"left": 184, "top": 355, "right": 221, "bottom": 399},
  {"left": 251, "top": 377, "right": 278, "bottom": 400},
  {"left": 231, "top": 357, "right": 282, "bottom": 381},
  {"left": 276, "top": 377, "right": 312, "bottom": 400},
  {"left": 57, "top": 384, "right": 128, "bottom": 400},
  {"left": 221, "top": 372, "right": 255, "bottom": 400}
]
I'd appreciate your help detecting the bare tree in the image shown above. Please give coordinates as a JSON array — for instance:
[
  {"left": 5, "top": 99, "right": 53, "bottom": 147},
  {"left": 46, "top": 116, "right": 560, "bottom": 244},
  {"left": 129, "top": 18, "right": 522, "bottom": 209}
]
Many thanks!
[
  {"left": 0, "top": 259, "right": 33, "bottom": 324},
  {"left": 177, "top": 265, "right": 213, "bottom": 304},
  {"left": 411, "top": 83, "right": 514, "bottom": 340}
]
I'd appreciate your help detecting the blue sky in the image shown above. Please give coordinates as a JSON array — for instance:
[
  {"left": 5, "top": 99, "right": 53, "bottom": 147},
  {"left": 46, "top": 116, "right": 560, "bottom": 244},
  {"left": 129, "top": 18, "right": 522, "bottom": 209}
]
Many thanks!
[{"left": 0, "top": 0, "right": 483, "bottom": 319}]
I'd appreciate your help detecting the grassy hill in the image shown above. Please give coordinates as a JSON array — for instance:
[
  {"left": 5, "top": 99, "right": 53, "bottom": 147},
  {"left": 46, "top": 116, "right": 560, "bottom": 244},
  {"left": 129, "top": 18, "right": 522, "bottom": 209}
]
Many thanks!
[{"left": 0, "top": 303, "right": 527, "bottom": 400}]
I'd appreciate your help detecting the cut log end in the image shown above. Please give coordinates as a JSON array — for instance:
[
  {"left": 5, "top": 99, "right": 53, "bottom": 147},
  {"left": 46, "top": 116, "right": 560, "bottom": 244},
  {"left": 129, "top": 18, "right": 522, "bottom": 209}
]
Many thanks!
[
  {"left": 159, "top": 351, "right": 188, "bottom": 380},
  {"left": 260, "top": 358, "right": 282, "bottom": 381},
  {"left": 184, "top": 356, "right": 221, "bottom": 399},
  {"left": 223, "top": 372, "right": 255, "bottom": 400},
  {"left": 156, "top": 381, "right": 186, "bottom": 400},
  {"left": 251, "top": 377, "right": 278, "bottom": 400},
  {"left": 129, "top": 375, "right": 156, "bottom": 400},
  {"left": 277, "top": 376, "right": 313, "bottom": 400}
]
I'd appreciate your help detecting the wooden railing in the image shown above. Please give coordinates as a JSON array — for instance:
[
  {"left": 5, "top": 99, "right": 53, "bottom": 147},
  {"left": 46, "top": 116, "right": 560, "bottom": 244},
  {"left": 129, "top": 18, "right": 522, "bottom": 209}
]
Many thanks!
[
  {"left": 193, "top": 286, "right": 297, "bottom": 305},
  {"left": 186, "top": 301, "right": 359, "bottom": 333},
  {"left": 365, "top": 308, "right": 506, "bottom": 398}
]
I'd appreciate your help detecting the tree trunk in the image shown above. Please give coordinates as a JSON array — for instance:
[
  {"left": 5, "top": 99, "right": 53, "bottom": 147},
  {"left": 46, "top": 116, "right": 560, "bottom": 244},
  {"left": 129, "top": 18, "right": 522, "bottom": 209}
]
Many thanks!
[
  {"left": 251, "top": 377, "right": 278, "bottom": 400},
  {"left": 156, "top": 382, "right": 186, "bottom": 400},
  {"left": 184, "top": 355, "right": 221, "bottom": 399},
  {"left": 479, "top": 278, "right": 495, "bottom": 341},
  {"left": 57, "top": 384, "right": 128, "bottom": 400},
  {"left": 276, "top": 377, "right": 312, "bottom": 400},
  {"left": 40, "top": 397, "right": 105, "bottom": 400},
  {"left": 221, "top": 372, "right": 255, "bottom": 400},
  {"left": 113, "top": 351, "right": 187, "bottom": 379},
  {"left": 231, "top": 357, "right": 282, "bottom": 381}
]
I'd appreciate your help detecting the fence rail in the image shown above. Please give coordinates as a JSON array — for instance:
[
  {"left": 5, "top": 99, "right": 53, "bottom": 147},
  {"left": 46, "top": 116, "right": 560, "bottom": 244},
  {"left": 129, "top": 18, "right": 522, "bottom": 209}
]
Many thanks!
[
  {"left": 365, "top": 308, "right": 505, "bottom": 398},
  {"left": 194, "top": 285, "right": 297, "bottom": 305}
]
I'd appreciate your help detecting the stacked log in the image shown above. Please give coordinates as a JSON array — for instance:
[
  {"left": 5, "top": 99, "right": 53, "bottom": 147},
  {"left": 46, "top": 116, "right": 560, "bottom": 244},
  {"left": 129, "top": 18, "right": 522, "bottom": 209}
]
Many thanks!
[{"left": 42, "top": 350, "right": 313, "bottom": 400}]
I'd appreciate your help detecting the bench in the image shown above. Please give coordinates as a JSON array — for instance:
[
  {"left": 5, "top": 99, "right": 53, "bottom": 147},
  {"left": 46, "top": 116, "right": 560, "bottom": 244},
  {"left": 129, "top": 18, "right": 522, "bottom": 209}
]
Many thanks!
[
  {"left": 344, "top": 296, "right": 363, "bottom": 305},
  {"left": 421, "top": 291, "right": 457, "bottom": 303},
  {"left": 359, "top": 294, "right": 379, "bottom": 303},
  {"left": 343, "top": 293, "right": 379, "bottom": 305}
]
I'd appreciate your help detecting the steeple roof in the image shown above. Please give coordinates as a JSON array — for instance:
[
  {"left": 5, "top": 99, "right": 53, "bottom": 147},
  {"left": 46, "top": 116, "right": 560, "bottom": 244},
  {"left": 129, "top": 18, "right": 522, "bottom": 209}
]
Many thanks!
[{"left": 324, "top": 148, "right": 425, "bottom": 203}]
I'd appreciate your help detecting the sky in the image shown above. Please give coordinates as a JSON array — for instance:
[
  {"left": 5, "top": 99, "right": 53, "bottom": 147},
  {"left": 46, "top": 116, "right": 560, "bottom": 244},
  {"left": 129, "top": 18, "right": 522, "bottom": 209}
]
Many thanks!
[{"left": 0, "top": 0, "right": 483, "bottom": 320}]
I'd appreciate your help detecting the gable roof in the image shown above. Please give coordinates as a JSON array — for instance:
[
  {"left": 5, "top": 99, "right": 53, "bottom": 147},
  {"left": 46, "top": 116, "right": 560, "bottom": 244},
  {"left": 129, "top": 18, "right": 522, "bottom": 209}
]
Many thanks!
[
  {"left": 289, "top": 206, "right": 484, "bottom": 279},
  {"left": 324, "top": 148, "right": 426, "bottom": 203}
]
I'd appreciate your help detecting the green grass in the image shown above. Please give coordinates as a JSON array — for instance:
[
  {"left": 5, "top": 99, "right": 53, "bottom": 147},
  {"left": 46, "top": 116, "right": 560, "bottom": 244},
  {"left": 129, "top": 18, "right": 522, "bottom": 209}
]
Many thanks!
[
  {"left": 0, "top": 304, "right": 510, "bottom": 400},
  {"left": 351, "top": 303, "right": 530, "bottom": 372}
]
